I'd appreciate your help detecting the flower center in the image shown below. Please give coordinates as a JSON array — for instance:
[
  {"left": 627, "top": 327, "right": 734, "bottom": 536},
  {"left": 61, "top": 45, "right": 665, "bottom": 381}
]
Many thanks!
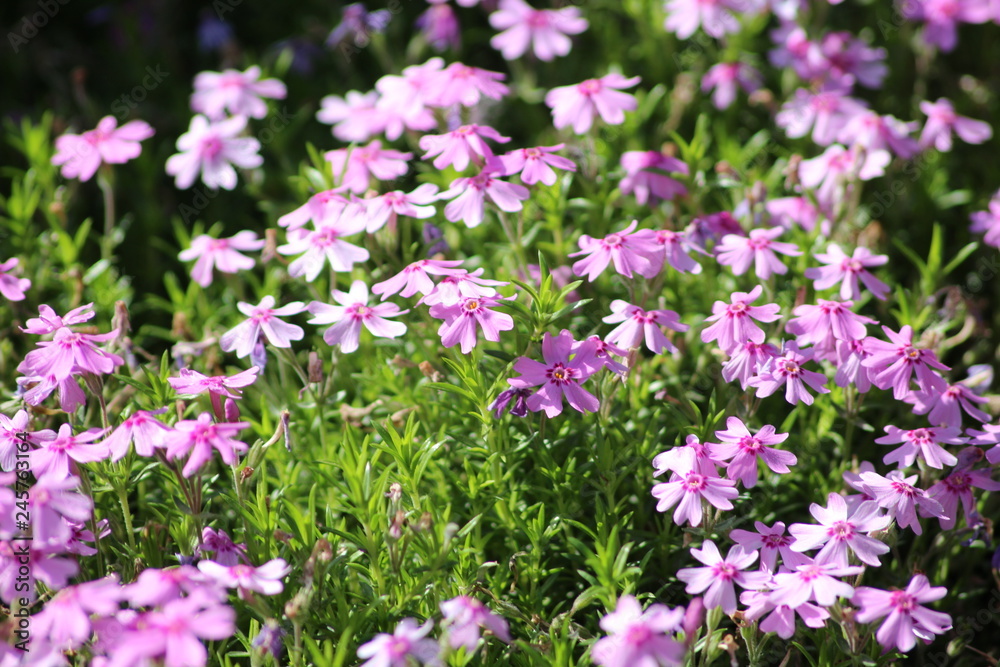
[
  {"left": 202, "top": 136, "right": 223, "bottom": 160},
  {"left": 579, "top": 79, "right": 602, "bottom": 95},
  {"left": 828, "top": 520, "right": 854, "bottom": 541}
]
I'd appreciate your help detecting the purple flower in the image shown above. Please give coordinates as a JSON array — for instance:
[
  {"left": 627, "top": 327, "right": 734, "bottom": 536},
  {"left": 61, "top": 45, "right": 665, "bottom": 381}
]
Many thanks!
[
  {"left": 29, "top": 424, "right": 109, "bottom": 479},
  {"left": 707, "top": 417, "right": 796, "bottom": 488},
  {"left": 438, "top": 169, "right": 530, "bottom": 228},
  {"left": 676, "top": 541, "right": 767, "bottom": 615},
  {"left": 165, "top": 115, "right": 263, "bottom": 191},
  {"left": 767, "top": 559, "right": 862, "bottom": 609},
  {"left": 440, "top": 595, "right": 511, "bottom": 650},
  {"left": 326, "top": 3, "right": 392, "bottom": 49},
  {"left": 652, "top": 469, "right": 738, "bottom": 527},
  {"left": 325, "top": 140, "right": 412, "bottom": 194},
  {"left": 861, "top": 325, "right": 949, "bottom": 400},
  {"left": 179, "top": 231, "right": 264, "bottom": 288},
  {"left": 220, "top": 296, "right": 305, "bottom": 359},
  {"left": 169, "top": 366, "right": 260, "bottom": 400},
  {"left": 428, "top": 295, "right": 514, "bottom": 354},
  {"left": 499, "top": 144, "right": 576, "bottom": 186},
  {"left": 919, "top": 98, "right": 993, "bottom": 151},
  {"left": 749, "top": 342, "right": 830, "bottom": 406},
  {"left": 907, "top": 0, "right": 992, "bottom": 52},
  {"left": 308, "top": 281, "right": 408, "bottom": 353},
  {"left": 875, "top": 425, "right": 966, "bottom": 469},
  {"left": 0, "top": 540, "right": 78, "bottom": 603},
  {"left": 163, "top": 413, "right": 249, "bottom": 477},
  {"left": 740, "top": 588, "right": 830, "bottom": 640},
  {"left": 277, "top": 189, "right": 353, "bottom": 231},
  {"left": 852, "top": 575, "right": 952, "bottom": 653},
  {"left": 191, "top": 66, "right": 286, "bottom": 120},
  {"left": 776, "top": 88, "right": 867, "bottom": 146},
  {"left": 357, "top": 618, "right": 440, "bottom": 667},
  {"left": 372, "top": 259, "right": 467, "bottom": 300},
  {"left": 729, "top": 521, "right": 809, "bottom": 573},
  {"left": 278, "top": 218, "right": 370, "bottom": 282},
  {"left": 20, "top": 326, "right": 123, "bottom": 380},
  {"left": 22, "top": 303, "right": 95, "bottom": 335},
  {"left": 420, "top": 124, "right": 509, "bottom": 172},
  {"left": 970, "top": 195, "right": 1000, "bottom": 248},
  {"left": 417, "top": 2, "right": 460, "bottom": 52},
  {"left": 715, "top": 227, "right": 802, "bottom": 280},
  {"left": 805, "top": 244, "right": 889, "bottom": 300},
  {"left": 569, "top": 220, "right": 662, "bottom": 281},
  {"left": 507, "top": 330, "right": 599, "bottom": 417},
  {"left": 200, "top": 527, "right": 248, "bottom": 566},
  {"left": 364, "top": 184, "right": 440, "bottom": 233},
  {"left": 102, "top": 409, "right": 173, "bottom": 461},
  {"left": 788, "top": 493, "right": 891, "bottom": 567},
  {"left": 0, "top": 258, "right": 30, "bottom": 301},
  {"left": 663, "top": 0, "right": 741, "bottom": 38},
  {"left": 198, "top": 558, "right": 289, "bottom": 599},
  {"left": 591, "top": 595, "right": 685, "bottom": 667},
  {"left": 29, "top": 474, "right": 94, "bottom": 547},
  {"left": 722, "top": 340, "right": 779, "bottom": 389},
  {"left": 908, "top": 383, "right": 990, "bottom": 428},
  {"left": 424, "top": 62, "right": 509, "bottom": 108},
  {"left": 619, "top": 151, "right": 690, "bottom": 205},
  {"left": 701, "top": 62, "right": 762, "bottom": 110},
  {"left": 489, "top": 0, "right": 587, "bottom": 61},
  {"left": 603, "top": 300, "right": 688, "bottom": 354},
  {"left": 786, "top": 300, "right": 875, "bottom": 360},
  {"left": 926, "top": 467, "right": 1000, "bottom": 530},
  {"left": 52, "top": 116, "right": 154, "bottom": 182},
  {"left": 31, "top": 575, "right": 122, "bottom": 650},
  {"left": 125, "top": 565, "right": 221, "bottom": 607},
  {"left": 858, "top": 470, "right": 946, "bottom": 535},
  {"left": 701, "top": 285, "right": 781, "bottom": 354},
  {"left": 652, "top": 229, "right": 704, "bottom": 274},
  {"left": 422, "top": 269, "right": 507, "bottom": 307},
  {"left": 545, "top": 74, "right": 640, "bottom": 134},
  {"left": 0, "top": 410, "right": 54, "bottom": 472},
  {"left": 489, "top": 387, "right": 532, "bottom": 418}
]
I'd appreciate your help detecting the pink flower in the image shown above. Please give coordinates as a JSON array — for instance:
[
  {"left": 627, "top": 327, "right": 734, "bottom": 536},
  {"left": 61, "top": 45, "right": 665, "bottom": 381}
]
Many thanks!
[
  {"left": 198, "top": 558, "right": 289, "bottom": 599},
  {"left": 115, "top": 591, "right": 236, "bottom": 667},
  {"left": 663, "top": 0, "right": 741, "bottom": 38},
  {"left": 722, "top": 340, "right": 779, "bottom": 389},
  {"left": 701, "top": 285, "right": 781, "bottom": 354},
  {"left": 861, "top": 325, "right": 949, "bottom": 400},
  {"left": 316, "top": 90, "right": 387, "bottom": 143},
  {"left": 29, "top": 424, "right": 108, "bottom": 479},
  {"left": 276, "top": 189, "right": 357, "bottom": 231},
  {"left": 438, "top": 169, "right": 530, "bottom": 227},
  {"left": 569, "top": 220, "right": 662, "bottom": 281},
  {"left": 707, "top": 417, "right": 796, "bottom": 488},
  {"left": 0, "top": 541, "right": 78, "bottom": 603},
  {"left": 507, "top": 330, "right": 599, "bottom": 417},
  {"left": 364, "top": 184, "right": 439, "bottom": 233},
  {"left": 0, "top": 410, "right": 54, "bottom": 472},
  {"left": 603, "top": 300, "right": 688, "bottom": 354},
  {"left": 919, "top": 98, "right": 993, "bottom": 151},
  {"left": 740, "top": 588, "right": 830, "bottom": 640},
  {"left": 966, "top": 425, "right": 1000, "bottom": 464},
  {"left": 0, "top": 258, "right": 30, "bottom": 301},
  {"left": 545, "top": 74, "right": 641, "bottom": 134},
  {"left": 729, "top": 521, "right": 808, "bottom": 573},
  {"left": 749, "top": 342, "right": 830, "bottom": 405},
  {"left": 102, "top": 409, "right": 172, "bottom": 461},
  {"left": 715, "top": 227, "right": 801, "bottom": 280},
  {"left": 858, "top": 470, "right": 946, "bottom": 535},
  {"left": 325, "top": 140, "right": 412, "bottom": 194},
  {"left": 653, "top": 434, "right": 723, "bottom": 479},
  {"left": 191, "top": 66, "right": 286, "bottom": 120},
  {"left": 419, "top": 124, "right": 509, "bottom": 172},
  {"left": 838, "top": 111, "right": 919, "bottom": 159},
  {"left": 489, "top": 0, "right": 588, "bottom": 61},
  {"left": 799, "top": 144, "right": 889, "bottom": 209},
  {"left": 219, "top": 296, "right": 305, "bottom": 359},
  {"left": 676, "top": 541, "right": 766, "bottom": 614},
  {"left": 766, "top": 196, "right": 823, "bottom": 234},
  {"left": 372, "top": 259, "right": 466, "bottom": 300},
  {"left": 421, "top": 269, "right": 507, "bottom": 307},
  {"left": 619, "top": 151, "right": 689, "bottom": 205},
  {"left": 19, "top": 326, "right": 123, "bottom": 380},
  {"left": 767, "top": 559, "right": 862, "bottom": 609},
  {"left": 788, "top": 493, "right": 891, "bottom": 567},
  {"left": 805, "top": 244, "right": 889, "bottom": 301},
  {"left": 168, "top": 366, "right": 260, "bottom": 400},
  {"left": 907, "top": 0, "right": 993, "bottom": 52},
  {"left": 785, "top": 300, "right": 875, "bottom": 360},
  {"left": 852, "top": 575, "right": 952, "bottom": 653},
  {"left": 417, "top": 1, "right": 461, "bottom": 52},
  {"left": 591, "top": 595, "right": 685, "bottom": 667},
  {"left": 308, "top": 281, "right": 408, "bottom": 353},
  {"left": 701, "top": 62, "right": 762, "bottom": 110},
  {"left": 875, "top": 425, "right": 966, "bottom": 469},
  {"left": 908, "top": 383, "right": 990, "bottom": 428},
  {"left": 499, "top": 144, "right": 576, "bottom": 186},
  {"left": 22, "top": 303, "right": 95, "bottom": 335},
  {"left": 776, "top": 88, "right": 868, "bottom": 146},
  {"left": 52, "top": 116, "right": 154, "bottom": 182},
  {"left": 166, "top": 115, "right": 263, "bottom": 190},
  {"left": 278, "top": 218, "right": 370, "bottom": 282},
  {"left": 179, "top": 231, "right": 264, "bottom": 287},
  {"left": 125, "top": 565, "right": 220, "bottom": 607},
  {"left": 652, "top": 469, "right": 738, "bottom": 527},
  {"left": 439, "top": 596, "right": 511, "bottom": 650},
  {"left": 428, "top": 295, "right": 514, "bottom": 354},
  {"left": 31, "top": 576, "right": 122, "bottom": 650},
  {"left": 357, "top": 618, "right": 440, "bottom": 667},
  {"left": 425, "top": 62, "right": 509, "bottom": 107},
  {"left": 163, "top": 413, "right": 249, "bottom": 477},
  {"left": 806, "top": 31, "right": 889, "bottom": 89},
  {"left": 970, "top": 195, "right": 1000, "bottom": 248},
  {"left": 201, "top": 527, "right": 248, "bottom": 566},
  {"left": 926, "top": 466, "right": 1000, "bottom": 530},
  {"left": 29, "top": 474, "right": 93, "bottom": 548},
  {"left": 651, "top": 229, "right": 704, "bottom": 274}
]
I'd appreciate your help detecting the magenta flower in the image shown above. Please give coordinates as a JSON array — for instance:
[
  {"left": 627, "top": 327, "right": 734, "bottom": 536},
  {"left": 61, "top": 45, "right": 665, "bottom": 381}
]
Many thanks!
[
  {"left": 926, "top": 467, "right": 1000, "bottom": 530},
  {"left": 29, "top": 424, "right": 109, "bottom": 479},
  {"left": 768, "top": 560, "right": 862, "bottom": 609},
  {"left": 278, "top": 218, "right": 370, "bottom": 282},
  {"left": 0, "top": 410, "right": 54, "bottom": 471},
  {"left": 438, "top": 169, "right": 530, "bottom": 228},
  {"left": 569, "top": 220, "right": 663, "bottom": 281},
  {"left": 22, "top": 303, "right": 95, "bottom": 335},
  {"left": 707, "top": 417, "right": 796, "bottom": 488},
  {"left": 875, "top": 425, "right": 966, "bottom": 469},
  {"left": 591, "top": 595, "right": 685, "bottom": 667},
  {"left": 909, "top": 383, "right": 990, "bottom": 428},
  {"left": 220, "top": 296, "right": 305, "bottom": 359},
  {"left": 653, "top": 434, "right": 723, "bottom": 479},
  {"left": 805, "top": 244, "right": 889, "bottom": 300},
  {"left": 967, "top": 425, "right": 1000, "bottom": 464},
  {"left": 19, "top": 326, "right": 123, "bottom": 380},
  {"left": 786, "top": 300, "right": 874, "bottom": 355},
  {"left": 317, "top": 90, "right": 387, "bottom": 142},
  {"left": 652, "top": 229, "right": 704, "bottom": 274},
  {"left": 307, "top": 281, "right": 408, "bottom": 353},
  {"left": 507, "top": 330, "right": 599, "bottom": 417},
  {"left": 908, "top": 0, "right": 993, "bottom": 52},
  {"left": 722, "top": 340, "right": 779, "bottom": 389},
  {"left": 499, "top": 144, "right": 576, "bottom": 186},
  {"left": 428, "top": 295, "right": 514, "bottom": 354},
  {"left": 163, "top": 413, "right": 249, "bottom": 477},
  {"left": 603, "top": 300, "right": 688, "bottom": 354},
  {"left": 776, "top": 88, "right": 868, "bottom": 146},
  {"left": 750, "top": 342, "right": 830, "bottom": 405},
  {"left": 419, "top": 124, "right": 509, "bottom": 172},
  {"left": 729, "top": 521, "right": 809, "bottom": 573},
  {"left": 117, "top": 591, "right": 236, "bottom": 667},
  {"left": 862, "top": 325, "right": 949, "bottom": 400},
  {"left": 191, "top": 66, "right": 286, "bottom": 120},
  {"left": 663, "top": 0, "right": 741, "bottom": 38},
  {"left": 838, "top": 111, "right": 919, "bottom": 159},
  {"left": 169, "top": 366, "right": 260, "bottom": 400},
  {"left": 52, "top": 115, "right": 154, "bottom": 182},
  {"left": 715, "top": 227, "right": 801, "bottom": 280},
  {"left": 676, "top": 541, "right": 767, "bottom": 614},
  {"left": 31, "top": 576, "right": 122, "bottom": 650},
  {"left": 325, "top": 140, "right": 412, "bottom": 194},
  {"left": 0, "top": 258, "right": 30, "bottom": 301},
  {"left": 201, "top": 527, "right": 248, "bottom": 566},
  {"left": 372, "top": 259, "right": 466, "bottom": 300},
  {"left": 809, "top": 31, "right": 889, "bottom": 89},
  {"left": 545, "top": 73, "right": 640, "bottom": 134},
  {"left": 29, "top": 473, "right": 93, "bottom": 548},
  {"left": 277, "top": 189, "right": 353, "bottom": 231},
  {"left": 357, "top": 618, "right": 440, "bottom": 667},
  {"left": 970, "top": 195, "right": 1000, "bottom": 248},
  {"left": 179, "top": 231, "right": 264, "bottom": 287},
  {"left": 652, "top": 469, "right": 738, "bottom": 527},
  {"left": 102, "top": 409, "right": 173, "bottom": 461},
  {"left": 701, "top": 285, "right": 781, "bottom": 354},
  {"left": 0, "top": 541, "right": 78, "bottom": 603},
  {"left": 489, "top": 0, "right": 587, "bottom": 61},
  {"left": 422, "top": 269, "right": 507, "bottom": 307},
  {"left": 834, "top": 338, "right": 873, "bottom": 393},
  {"left": 16, "top": 372, "right": 87, "bottom": 414},
  {"left": 125, "top": 565, "right": 220, "bottom": 607},
  {"left": 766, "top": 196, "right": 823, "bottom": 234},
  {"left": 619, "top": 151, "right": 690, "bottom": 205},
  {"left": 788, "top": 493, "right": 891, "bottom": 567},
  {"left": 701, "top": 62, "right": 762, "bottom": 110},
  {"left": 425, "top": 61, "right": 509, "bottom": 108},
  {"left": 364, "top": 184, "right": 439, "bottom": 233},
  {"left": 740, "top": 588, "right": 830, "bottom": 640},
  {"left": 440, "top": 595, "right": 511, "bottom": 650},
  {"left": 853, "top": 575, "right": 952, "bottom": 653},
  {"left": 166, "top": 115, "right": 263, "bottom": 190},
  {"left": 919, "top": 98, "right": 993, "bottom": 151},
  {"left": 858, "top": 470, "right": 946, "bottom": 535},
  {"left": 198, "top": 558, "right": 289, "bottom": 599},
  {"left": 417, "top": 1, "right": 460, "bottom": 52}
]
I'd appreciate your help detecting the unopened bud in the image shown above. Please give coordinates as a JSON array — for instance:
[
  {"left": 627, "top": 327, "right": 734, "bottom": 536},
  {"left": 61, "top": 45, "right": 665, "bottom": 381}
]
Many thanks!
[
  {"left": 224, "top": 398, "right": 240, "bottom": 423},
  {"left": 385, "top": 482, "right": 403, "bottom": 504},
  {"left": 307, "top": 352, "right": 323, "bottom": 384},
  {"left": 280, "top": 410, "right": 292, "bottom": 452},
  {"left": 261, "top": 228, "right": 279, "bottom": 263},
  {"left": 388, "top": 511, "right": 405, "bottom": 541},
  {"left": 240, "top": 466, "right": 254, "bottom": 482},
  {"left": 112, "top": 300, "right": 131, "bottom": 339}
]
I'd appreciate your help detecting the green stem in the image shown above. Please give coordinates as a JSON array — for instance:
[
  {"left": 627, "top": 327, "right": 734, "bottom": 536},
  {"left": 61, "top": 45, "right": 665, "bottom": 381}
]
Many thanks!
[{"left": 97, "top": 166, "right": 116, "bottom": 263}]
